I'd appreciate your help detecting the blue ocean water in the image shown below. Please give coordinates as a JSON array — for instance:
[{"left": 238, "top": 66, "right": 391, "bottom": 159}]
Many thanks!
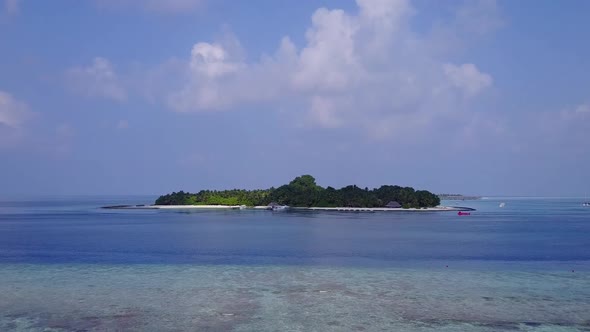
[{"left": 0, "top": 197, "right": 589, "bottom": 331}]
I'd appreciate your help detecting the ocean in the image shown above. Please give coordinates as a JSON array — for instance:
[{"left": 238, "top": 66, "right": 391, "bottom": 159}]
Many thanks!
[{"left": 0, "top": 197, "right": 589, "bottom": 331}]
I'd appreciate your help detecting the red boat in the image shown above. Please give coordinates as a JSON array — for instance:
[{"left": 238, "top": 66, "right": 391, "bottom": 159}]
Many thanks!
[{"left": 457, "top": 211, "right": 471, "bottom": 216}]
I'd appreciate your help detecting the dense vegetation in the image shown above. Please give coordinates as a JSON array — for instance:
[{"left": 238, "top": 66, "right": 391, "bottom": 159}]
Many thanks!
[{"left": 155, "top": 175, "right": 440, "bottom": 208}]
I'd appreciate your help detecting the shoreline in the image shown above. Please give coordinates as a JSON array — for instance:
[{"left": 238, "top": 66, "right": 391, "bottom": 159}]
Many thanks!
[{"left": 103, "top": 205, "right": 475, "bottom": 212}]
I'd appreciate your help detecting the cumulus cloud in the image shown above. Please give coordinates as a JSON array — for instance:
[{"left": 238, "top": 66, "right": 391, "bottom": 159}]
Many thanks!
[
  {"left": 96, "top": 0, "right": 204, "bottom": 14},
  {"left": 308, "top": 96, "right": 346, "bottom": 128},
  {"left": 443, "top": 63, "right": 493, "bottom": 97},
  {"left": 190, "top": 42, "right": 241, "bottom": 78},
  {"left": 164, "top": 0, "right": 496, "bottom": 139},
  {"left": 0, "top": 90, "right": 30, "bottom": 129},
  {"left": 292, "top": 8, "right": 361, "bottom": 92},
  {"left": 66, "top": 57, "right": 127, "bottom": 102}
]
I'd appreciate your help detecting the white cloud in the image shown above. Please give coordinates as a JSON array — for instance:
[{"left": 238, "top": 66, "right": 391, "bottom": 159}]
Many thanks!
[
  {"left": 96, "top": 0, "right": 204, "bottom": 14},
  {"left": 0, "top": 90, "right": 30, "bottom": 128},
  {"left": 357, "top": 0, "right": 412, "bottom": 20},
  {"left": 292, "top": 8, "right": 360, "bottom": 92},
  {"left": 160, "top": 0, "right": 496, "bottom": 139},
  {"left": 66, "top": 57, "right": 127, "bottom": 102},
  {"left": 308, "top": 96, "right": 345, "bottom": 128},
  {"left": 443, "top": 63, "right": 493, "bottom": 97},
  {"left": 167, "top": 33, "right": 260, "bottom": 112},
  {"left": 190, "top": 42, "right": 241, "bottom": 78}
]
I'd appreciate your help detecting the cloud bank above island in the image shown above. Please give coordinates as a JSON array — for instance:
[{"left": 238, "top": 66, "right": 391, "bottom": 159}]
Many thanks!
[{"left": 1, "top": 0, "right": 589, "bottom": 196}]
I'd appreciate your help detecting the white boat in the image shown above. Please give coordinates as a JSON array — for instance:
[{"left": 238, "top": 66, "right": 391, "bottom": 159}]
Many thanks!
[
  {"left": 272, "top": 205, "right": 289, "bottom": 211},
  {"left": 583, "top": 202, "right": 590, "bottom": 207},
  {"left": 499, "top": 202, "right": 506, "bottom": 208},
  {"left": 267, "top": 202, "right": 289, "bottom": 211}
]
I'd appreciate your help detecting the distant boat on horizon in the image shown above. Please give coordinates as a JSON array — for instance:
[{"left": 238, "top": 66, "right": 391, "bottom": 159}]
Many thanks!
[{"left": 499, "top": 202, "right": 506, "bottom": 208}]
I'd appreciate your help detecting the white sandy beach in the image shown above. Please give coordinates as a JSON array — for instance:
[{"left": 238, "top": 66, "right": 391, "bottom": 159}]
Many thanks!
[
  {"left": 304, "top": 206, "right": 459, "bottom": 212},
  {"left": 139, "top": 205, "right": 466, "bottom": 211},
  {"left": 154, "top": 205, "right": 246, "bottom": 209}
]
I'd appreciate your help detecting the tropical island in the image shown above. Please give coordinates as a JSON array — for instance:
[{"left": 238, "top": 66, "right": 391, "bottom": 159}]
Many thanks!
[{"left": 154, "top": 175, "right": 441, "bottom": 209}]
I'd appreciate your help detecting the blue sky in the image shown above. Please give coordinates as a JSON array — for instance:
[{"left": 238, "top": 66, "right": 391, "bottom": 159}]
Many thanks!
[{"left": 0, "top": 0, "right": 589, "bottom": 197}]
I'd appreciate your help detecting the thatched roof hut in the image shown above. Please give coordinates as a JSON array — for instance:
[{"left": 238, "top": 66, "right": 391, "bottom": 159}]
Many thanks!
[{"left": 385, "top": 201, "right": 402, "bottom": 208}]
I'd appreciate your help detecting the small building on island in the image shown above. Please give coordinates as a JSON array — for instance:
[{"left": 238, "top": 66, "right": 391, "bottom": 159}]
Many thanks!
[{"left": 385, "top": 201, "right": 402, "bottom": 208}]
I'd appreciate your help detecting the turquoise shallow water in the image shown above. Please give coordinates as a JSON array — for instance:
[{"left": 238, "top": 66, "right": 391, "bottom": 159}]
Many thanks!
[
  {"left": 0, "top": 197, "right": 589, "bottom": 331},
  {"left": 1, "top": 264, "right": 589, "bottom": 331}
]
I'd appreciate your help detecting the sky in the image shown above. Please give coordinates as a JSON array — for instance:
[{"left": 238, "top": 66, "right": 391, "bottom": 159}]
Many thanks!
[{"left": 0, "top": 0, "right": 589, "bottom": 197}]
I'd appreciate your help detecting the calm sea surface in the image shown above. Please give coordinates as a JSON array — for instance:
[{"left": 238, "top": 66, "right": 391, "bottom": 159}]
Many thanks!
[{"left": 0, "top": 197, "right": 589, "bottom": 331}]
